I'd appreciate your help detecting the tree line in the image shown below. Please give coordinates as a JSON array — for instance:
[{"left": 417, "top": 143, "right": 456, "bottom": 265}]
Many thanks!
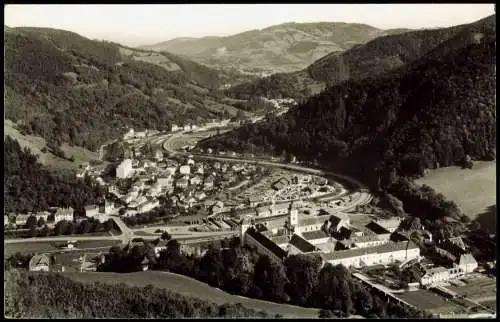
[
  {"left": 4, "top": 269, "right": 272, "bottom": 318},
  {"left": 98, "top": 236, "right": 428, "bottom": 318},
  {"left": 4, "top": 136, "right": 105, "bottom": 214}
]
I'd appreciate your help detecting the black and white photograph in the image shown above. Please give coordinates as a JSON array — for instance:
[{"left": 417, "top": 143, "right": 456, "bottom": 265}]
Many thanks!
[{"left": 4, "top": 3, "right": 496, "bottom": 318}]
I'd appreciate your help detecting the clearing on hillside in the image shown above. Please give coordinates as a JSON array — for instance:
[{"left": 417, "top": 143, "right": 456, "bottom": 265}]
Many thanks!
[
  {"left": 415, "top": 161, "right": 496, "bottom": 222},
  {"left": 4, "top": 119, "right": 106, "bottom": 171}
]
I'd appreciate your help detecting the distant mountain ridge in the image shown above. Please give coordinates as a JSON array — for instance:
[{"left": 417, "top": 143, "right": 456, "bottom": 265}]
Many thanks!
[
  {"left": 140, "top": 21, "right": 411, "bottom": 75},
  {"left": 225, "top": 15, "right": 496, "bottom": 100}
]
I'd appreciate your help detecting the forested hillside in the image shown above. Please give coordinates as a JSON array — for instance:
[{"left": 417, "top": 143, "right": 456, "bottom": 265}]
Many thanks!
[
  {"left": 4, "top": 270, "right": 270, "bottom": 318},
  {"left": 141, "top": 22, "right": 410, "bottom": 75},
  {"left": 227, "top": 15, "right": 494, "bottom": 101},
  {"left": 4, "top": 27, "right": 244, "bottom": 151},
  {"left": 199, "top": 16, "right": 496, "bottom": 237},
  {"left": 4, "top": 135, "right": 105, "bottom": 214}
]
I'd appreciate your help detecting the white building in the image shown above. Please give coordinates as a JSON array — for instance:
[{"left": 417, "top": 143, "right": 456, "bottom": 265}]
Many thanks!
[
  {"left": 104, "top": 199, "right": 115, "bottom": 215},
  {"left": 123, "top": 128, "right": 135, "bottom": 140},
  {"left": 319, "top": 241, "right": 420, "bottom": 269},
  {"left": 190, "top": 176, "right": 202, "bottom": 186},
  {"left": 179, "top": 165, "right": 191, "bottom": 175},
  {"left": 85, "top": 205, "right": 99, "bottom": 218},
  {"left": 116, "top": 159, "right": 133, "bottom": 179},
  {"left": 171, "top": 124, "right": 180, "bottom": 132},
  {"left": 54, "top": 207, "right": 74, "bottom": 223},
  {"left": 350, "top": 234, "right": 389, "bottom": 249},
  {"left": 295, "top": 214, "right": 331, "bottom": 234},
  {"left": 138, "top": 200, "right": 160, "bottom": 213}
]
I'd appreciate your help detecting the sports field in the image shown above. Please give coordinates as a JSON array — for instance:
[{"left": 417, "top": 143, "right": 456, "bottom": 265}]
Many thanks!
[
  {"left": 62, "top": 271, "right": 321, "bottom": 318},
  {"left": 415, "top": 161, "right": 496, "bottom": 221}
]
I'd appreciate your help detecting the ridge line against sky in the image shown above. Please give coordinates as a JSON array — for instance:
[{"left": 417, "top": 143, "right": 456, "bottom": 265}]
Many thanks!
[{"left": 5, "top": 4, "right": 495, "bottom": 47}]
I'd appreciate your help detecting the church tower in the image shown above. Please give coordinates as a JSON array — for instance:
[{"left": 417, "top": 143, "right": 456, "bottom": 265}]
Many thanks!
[
  {"left": 240, "top": 217, "right": 251, "bottom": 246},
  {"left": 289, "top": 202, "right": 298, "bottom": 232}
]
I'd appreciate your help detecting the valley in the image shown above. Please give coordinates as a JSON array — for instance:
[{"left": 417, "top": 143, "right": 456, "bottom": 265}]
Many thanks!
[{"left": 4, "top": 4, "right": 496, "bottom": 320}]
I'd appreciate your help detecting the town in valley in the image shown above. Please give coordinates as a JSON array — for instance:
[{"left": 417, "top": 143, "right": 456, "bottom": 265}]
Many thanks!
[{"left": 4, "top": 3, "right": 496, "bottom": 319}]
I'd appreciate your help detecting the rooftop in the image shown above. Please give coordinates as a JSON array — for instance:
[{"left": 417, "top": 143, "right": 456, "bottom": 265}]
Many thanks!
[
  {"left": 301, "top": 229, "right": 330, "bottom": 241},
  {"left": 375, "top": 218, "right": 401, "bottom": 229},
  {"left": 319, "top": 241, "right": 419, "bottom": 261},
  {"left": 270, "top": 234, "right": 290, "bottom": 245},
  {"left": 299, "top": 214, "right": 331, "bottom": 227},
  {"left": 365, "top": 221, "right": 391, "bottom": 235},
  {"left": 246, "top": 228, "right": 287, "bottom": 260},
  {"left": 289, "top": 234, "right": 318, "bottom": 253}
]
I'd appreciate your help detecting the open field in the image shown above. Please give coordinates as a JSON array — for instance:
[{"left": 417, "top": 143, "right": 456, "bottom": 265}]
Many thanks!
[
  {"left": 4, "top": 240, "right": 121, "bottom": 257},
  {"left": 62, "top": 271, "right": 321, "bottom": 318},
  {"left": 394, "top": 289, "right": 470, "bottom": 315},
  {"left": 415, "top": 161, "right": 496, "bottom": 222},
  {"left": 4, "top": 119, "right": 106, "bottom": 170},
  {"left": 445, "top": 274, "right": 497, "bottom": 309}
]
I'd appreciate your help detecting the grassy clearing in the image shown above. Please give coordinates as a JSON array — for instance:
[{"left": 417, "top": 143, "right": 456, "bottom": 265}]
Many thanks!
[
  {"left": 62, "top": 271, "right": 321, "bottom": 318},
  {"left": 415, "top": 161, "right": 496, "bottom": 220},
  {"left": 4, "top": 119, "right": 106, "bottom": 171}
]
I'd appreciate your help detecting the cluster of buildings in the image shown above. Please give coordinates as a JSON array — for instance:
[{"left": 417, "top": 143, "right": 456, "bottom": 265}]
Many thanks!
[
  {"left": 239, "top": 208, "right": 480, "bottom": 289},
  {"left": 5, "top": 203, "right": 114, "bottom": 230},
  {"left": 111, "top": 153, "right": 263, "bottom": 219}
]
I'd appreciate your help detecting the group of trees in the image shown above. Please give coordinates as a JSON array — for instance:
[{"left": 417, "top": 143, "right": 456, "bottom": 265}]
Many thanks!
[
  {"left": 4, "top": 269, "right": 271, "bottom": 318},
  {"left": 99, "top": 237, "right": 427, "bottom": 318},
  {"left": 4, "top": 136, "right": 105, "bottom": 214},
  {"left": 226, "top": 73, "right": 311, "bottom": 102}
]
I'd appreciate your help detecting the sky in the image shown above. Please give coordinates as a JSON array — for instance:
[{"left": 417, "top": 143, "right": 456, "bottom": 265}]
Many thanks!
[{"left": 4, "top": 4, "right": 496, "bottom": 47}]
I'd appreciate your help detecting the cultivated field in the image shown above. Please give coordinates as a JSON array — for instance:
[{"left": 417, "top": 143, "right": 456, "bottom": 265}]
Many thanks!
[
  {"left": 395, "top": 289, "right": 469, "bottom": 315},
  {"left": 415, "top": 161, "right": 496, "bottom": 221},
  {"left": 62, "top": 271, "right": 321, "bottom": 318}
]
